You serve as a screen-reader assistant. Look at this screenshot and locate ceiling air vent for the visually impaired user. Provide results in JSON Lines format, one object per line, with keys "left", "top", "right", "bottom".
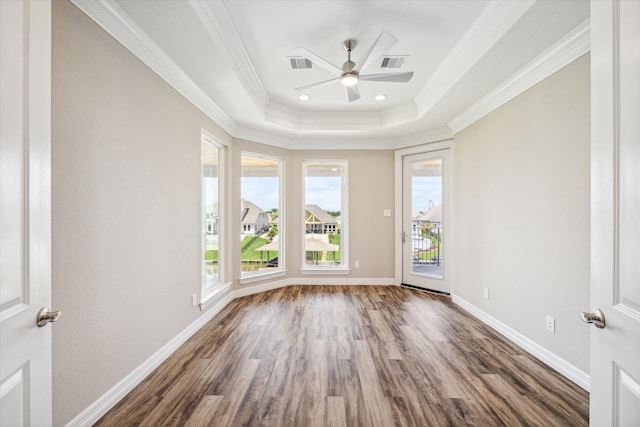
{"left": 289, "top": 57, "right": 313, "bottom": 69}
{"left": 380, "top": 56, "right": 407, "bottom": 69}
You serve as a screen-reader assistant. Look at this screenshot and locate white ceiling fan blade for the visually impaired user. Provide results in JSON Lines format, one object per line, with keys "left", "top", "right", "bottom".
{"left": 294, "top": 47, "right": 343, "bottom": 76}
{"left": 359, "top": 71, "right": 414, "bottom": 83}
{"left": 347, "top": 85, "right": 360, "bottom": 102}
{"left": 294, "top": 77, "right": 339, "bottom": 91}
{"left": 355, "top": 31, "right": 398, "bottom": 73}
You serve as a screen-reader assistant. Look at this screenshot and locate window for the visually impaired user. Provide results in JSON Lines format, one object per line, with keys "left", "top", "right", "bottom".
{"left": 302, "top": 160, "right": 348, "bottom": 272}
{"left": 201, "top": 133, "right": 225, "bottom": 296}
{"left": 240, "top": 153, "right": 283, "bottom": 278}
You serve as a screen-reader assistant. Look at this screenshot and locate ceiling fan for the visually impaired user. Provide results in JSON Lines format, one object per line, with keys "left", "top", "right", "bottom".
{"left": 294, "top": 31, "right": 414, "bottom": 102}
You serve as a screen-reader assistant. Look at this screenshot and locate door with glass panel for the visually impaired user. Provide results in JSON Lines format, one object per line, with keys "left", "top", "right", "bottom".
{"left": 402, "top": 150, "right": 451, "bottom": 293}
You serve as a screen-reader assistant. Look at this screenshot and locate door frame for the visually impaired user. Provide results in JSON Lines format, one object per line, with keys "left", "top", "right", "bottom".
{"left": 394, "top": 140, "right": 454, "bottom": 289}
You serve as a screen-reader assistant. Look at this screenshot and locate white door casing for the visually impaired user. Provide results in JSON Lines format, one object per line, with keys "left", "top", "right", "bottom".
{"left": 401, "top": 149, "right": 451, "bottom": 294}
{"left": 589, "top": 0, "right": 640, "bottom": 425}
{"left": 0, "top": 1, "right": 53, "bottom": 425}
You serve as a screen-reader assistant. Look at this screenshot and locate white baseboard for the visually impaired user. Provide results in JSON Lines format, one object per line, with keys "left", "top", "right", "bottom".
{"left": 68, "top": 277, "right": 398, "bottom": 425}
{"left": 65, "top": 289, "right": 233, "bottom": 427}
{"left": 233, "top": 277, "right": 399, "bottom": 298}
{"left": 452, "top": 294, "right": 590, "bottom": 391}
{"left": 233, "top": 278, "right": 294, "bottom": 298}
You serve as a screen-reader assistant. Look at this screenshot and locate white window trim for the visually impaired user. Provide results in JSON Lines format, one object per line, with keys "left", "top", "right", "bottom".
{"left": 300, "top": 159, "right": 349, "bottom": 274}
{"left": 240, "top": 151, "right": 285, "bottom": 278}
{"left": 201, "top": 131, "right": 227, "bottom": 304}
{"left": 239, "top": 269, "right": 287, "bottom": 285}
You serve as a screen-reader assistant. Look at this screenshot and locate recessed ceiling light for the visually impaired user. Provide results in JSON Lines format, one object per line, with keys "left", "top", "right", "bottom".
{"left": 298, "top": 94, "right": 310, "bottom": 101}
{"left": 375, "top": 94, "right": 387, "bottom": 101}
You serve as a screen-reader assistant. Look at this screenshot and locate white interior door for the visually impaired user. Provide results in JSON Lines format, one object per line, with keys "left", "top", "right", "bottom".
{"left": 0, "top": 1, "right": 53, "bottom": 425}
{"left": 589, "top": 0, "right": 640, "bottom": 425}
{"left": 402, "top": 150, "right": 451, "bottom": 294}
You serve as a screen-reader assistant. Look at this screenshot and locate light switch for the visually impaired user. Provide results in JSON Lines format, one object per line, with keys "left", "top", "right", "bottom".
{"left": 383, "top": 209, "right": 391, "bottom": 217}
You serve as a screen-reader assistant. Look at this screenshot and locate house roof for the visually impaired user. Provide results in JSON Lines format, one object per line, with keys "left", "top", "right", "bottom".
{"left": 241, "top": 199, "right": 266, "bottom": 225}
{"left": 416, "top": 204, "right": 442, "bottom": 222}
{"left": 305, "top": 204, "right": 337, "bottom": 224}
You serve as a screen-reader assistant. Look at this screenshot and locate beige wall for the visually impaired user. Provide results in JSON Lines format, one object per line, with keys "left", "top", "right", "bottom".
{"left": 52, "top": 1, "right": 229, "bottom": 424}
{"left": 52, "top": 2, "right": 397, "bottom": 424}
{"left": 51, "top": 0, "right": 589, "bottom": 423}
{"left": 230, "top": 140, "right": 396, "bottom": 288}
{"left": 452, "top": 54, "right": 590, "bottom": 371}
{"left": 286, "top": 149, "right": 396, "bottom": 279}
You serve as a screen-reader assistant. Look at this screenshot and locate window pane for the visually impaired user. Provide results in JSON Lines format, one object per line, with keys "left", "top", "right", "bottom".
{"left": 411, "top": 158, "right": 443, "bottom": 278}
{"left": 202, "top": 140, "right": 220, "bottom": 286}
{"left": 241, "top": 154, "right": 281, "bottom": 275}
{"left": 304, "top": 162, "right": 346, "bottom": 267}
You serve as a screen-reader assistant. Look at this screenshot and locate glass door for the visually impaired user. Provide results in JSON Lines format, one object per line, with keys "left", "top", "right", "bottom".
{"left": 402, "top": 150, "right": 451, "bottom": 293}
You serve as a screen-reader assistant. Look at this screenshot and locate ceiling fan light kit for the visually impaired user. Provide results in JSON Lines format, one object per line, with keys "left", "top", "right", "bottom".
{"left": 340, "top": 72, "right": 359, "bottom": 86}
{"left": 294, "top": 31, "right": 413, "bottom": 102}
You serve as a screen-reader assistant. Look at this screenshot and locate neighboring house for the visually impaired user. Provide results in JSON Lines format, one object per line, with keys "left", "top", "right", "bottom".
{"left": 205, "top": 203, "right": 219, "bottom": 235}
{"left": 412, "top": 204, "right": 442, "bottom": 234}
{"left": 241, "top": 200, "right": 269, "bottom": 235}
{"left": 305, "top": 204, "right": 338, "bottom": 234}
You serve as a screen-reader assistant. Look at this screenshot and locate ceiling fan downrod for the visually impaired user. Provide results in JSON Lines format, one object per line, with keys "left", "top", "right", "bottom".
{"left": 340, "top": 39, "right": 358, "bottom": 86}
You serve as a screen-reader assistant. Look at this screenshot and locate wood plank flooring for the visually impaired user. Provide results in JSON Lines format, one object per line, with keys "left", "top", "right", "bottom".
{"left": 96, "top": 285, "right": 589, "bottom": 426}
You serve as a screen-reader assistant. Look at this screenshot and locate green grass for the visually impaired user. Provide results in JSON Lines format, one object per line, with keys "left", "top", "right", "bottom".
{"left": 241, "top": 236, "right": 275, "bottom": 261}
{"left": 208, "top": 233, "right": 343, "bottom": 263}
{"left": 328, "top": 233, "right": 341, "bottom": 262}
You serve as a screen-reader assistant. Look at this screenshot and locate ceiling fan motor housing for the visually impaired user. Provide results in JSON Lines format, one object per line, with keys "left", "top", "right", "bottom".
{"left": 342, "top": 39, "right": 357, "bottom": 73}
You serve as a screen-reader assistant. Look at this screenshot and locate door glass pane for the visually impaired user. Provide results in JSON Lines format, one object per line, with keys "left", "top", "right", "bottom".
{"left": 412, "top": 158, "right": 443, "bottom": 278}
{"left": 241, "top": 154, "right": 281, "bottom": 276}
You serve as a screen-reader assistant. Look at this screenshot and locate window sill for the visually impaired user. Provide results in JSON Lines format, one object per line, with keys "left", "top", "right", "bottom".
{"left": 200, "top": 282, "right": 233, "bottom": 310}
{"left": 299, "top": 267, "right": 350, "bottom": 276}
{"left": 239, "top": 269, "right": 287, "bottom": 285}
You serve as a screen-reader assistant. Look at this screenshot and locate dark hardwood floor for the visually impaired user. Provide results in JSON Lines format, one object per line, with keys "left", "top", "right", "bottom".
{"left": 96, "top": 285, "right": 589, "bottom": 426}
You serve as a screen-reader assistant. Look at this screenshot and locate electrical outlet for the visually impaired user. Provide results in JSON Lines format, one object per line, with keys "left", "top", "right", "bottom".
{"left": 483, "top": 287, "right": 490, "bottom": 299}
{"left": 545, "top": 316, "right": 555, "bottom": 333}
{"left": 354, "top": 260, "right": 360, "bottom": 268}
{"left": 192, "top": 294, "right": 198, "bottom": 307}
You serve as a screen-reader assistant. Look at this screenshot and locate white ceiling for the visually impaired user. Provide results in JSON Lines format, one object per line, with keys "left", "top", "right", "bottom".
{"left": 73, "top": 0, "right": 590, "bottom": 149}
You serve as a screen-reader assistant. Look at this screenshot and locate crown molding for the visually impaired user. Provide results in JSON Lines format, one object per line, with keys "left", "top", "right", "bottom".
{"left": 448, "top": 19, "right": 590, "bottom": 134}
{"left": 383, "top": 101, "right": 420, "bottom": 128}
{"left": 188, "top": 0, "right": 269, "bottom": 110}
{"left": 415, "top": 0, "right": 536, "bottom": 118}
{"left": 265, "top": 102, "right": 383, "bottom": 131}
{"left": 264, "top": 100, "right": 421, "bottom": 132}
{"left": 233, "top": 126, "right": 395, "bottom": 151}
{"left": 69, "top": 0, "right": 236, "bottom": 135}
{"left": 394, "top": 127, "right": 454, "bottom": 149}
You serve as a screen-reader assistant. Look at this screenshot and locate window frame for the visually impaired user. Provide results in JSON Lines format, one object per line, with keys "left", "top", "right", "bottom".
{"left": 300, "top": 159, "right": 349, "bottom": 275}
{"left": 200, "top": 131, "right": 230, "bottom": 307}
{"left": 239, "top": 151, "right": 286, "bottom": 284}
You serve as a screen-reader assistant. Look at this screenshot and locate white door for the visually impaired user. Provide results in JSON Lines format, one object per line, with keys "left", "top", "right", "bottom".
{"left": 0, "top": 1, "right": 54, "bottom": 425}
{"left": 402, "top": 150, "right": 451, "bottom": 294}
{"left": 589, "top": 0, "right": 640, "bottom": 425}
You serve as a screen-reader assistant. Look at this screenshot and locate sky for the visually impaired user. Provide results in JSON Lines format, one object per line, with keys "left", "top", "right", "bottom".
{"left": 206, "top": 175, "right": 442, "bottom": 213}
{"left": 412, "top": 177, "right": 442, "bottom": 211}
{"left": 241, "top": 177, "right": 342, "bottom": 212}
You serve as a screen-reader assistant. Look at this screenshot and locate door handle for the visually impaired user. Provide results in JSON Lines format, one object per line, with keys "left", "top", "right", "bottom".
{"left": 580, "top": 308, "right": 605, "bottom": 329}
{"left": 36, "top": 307, "right": 62, "bottom": 327}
